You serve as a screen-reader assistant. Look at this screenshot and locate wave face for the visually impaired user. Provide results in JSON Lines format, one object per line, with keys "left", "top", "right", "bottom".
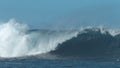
{"left": 50, "top": 28, "right": 120, "bottom": 58}
{"left": 1, "top": 19, "right": 120, "bottom": 58}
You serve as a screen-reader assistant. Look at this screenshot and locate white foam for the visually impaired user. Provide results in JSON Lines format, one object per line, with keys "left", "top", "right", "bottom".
{"left": 0, "top": 19, "right": 79, "bottom": 58}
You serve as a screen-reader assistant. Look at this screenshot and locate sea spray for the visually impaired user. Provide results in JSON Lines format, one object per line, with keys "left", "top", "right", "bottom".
{"left": 0, "top": 19, "right": 78, "bottom": 58}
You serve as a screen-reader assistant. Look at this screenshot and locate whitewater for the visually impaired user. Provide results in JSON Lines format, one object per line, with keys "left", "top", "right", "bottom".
{"left": 0, "top": 19, "right": 79, "bottom": 58}
{"left": 1, "top": 19, "right": 120, "bottom": 58}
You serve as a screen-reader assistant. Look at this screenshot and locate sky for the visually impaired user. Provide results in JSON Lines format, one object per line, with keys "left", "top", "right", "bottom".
{"left": 0, "top": 0, "right": 120, "bottom": 29}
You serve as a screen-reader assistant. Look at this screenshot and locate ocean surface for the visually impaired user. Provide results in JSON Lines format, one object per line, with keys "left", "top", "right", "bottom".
{"left": 1, "top": 19, "right": 120, "bottom": 68}
{"left": 0, "top": 58, "right": 120, "bottom": 68}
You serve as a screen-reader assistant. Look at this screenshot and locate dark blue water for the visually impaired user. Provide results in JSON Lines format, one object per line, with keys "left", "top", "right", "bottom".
{"left": 0, "top": 58, "right": 120, "bottom": 68}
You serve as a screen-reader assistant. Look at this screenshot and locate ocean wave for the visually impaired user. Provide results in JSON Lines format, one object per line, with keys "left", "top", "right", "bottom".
{"left": 1, "top": 19, "right": 120, "bottom": 58}
{"left": 50, "top": 28, "right": 117, "bottom": 57}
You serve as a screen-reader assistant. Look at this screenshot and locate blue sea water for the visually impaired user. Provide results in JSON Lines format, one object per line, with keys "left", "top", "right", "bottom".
{"left": 0, "top": 59, "right": 120, "bottom": 68}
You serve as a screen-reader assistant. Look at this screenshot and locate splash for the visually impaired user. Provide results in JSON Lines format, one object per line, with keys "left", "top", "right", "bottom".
{"left": 0, "top": 19, "right": 78, "bottom": 58}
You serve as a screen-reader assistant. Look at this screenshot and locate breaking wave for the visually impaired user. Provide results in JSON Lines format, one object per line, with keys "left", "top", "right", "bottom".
{"left": 1, "top": 19, "right": 120, "bottom": 58}
{"left": 0, "top": 19, "right": 79, "bottom": 58}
